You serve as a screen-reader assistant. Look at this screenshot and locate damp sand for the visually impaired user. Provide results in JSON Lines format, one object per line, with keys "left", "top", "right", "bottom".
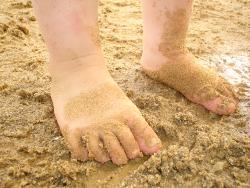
{"left": 0, "top": 0, "right": 249, "bottom": 187}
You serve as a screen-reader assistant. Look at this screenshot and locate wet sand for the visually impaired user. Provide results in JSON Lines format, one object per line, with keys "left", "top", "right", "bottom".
{"left": 0, "top": 0, "right": 250, "bottom": 187}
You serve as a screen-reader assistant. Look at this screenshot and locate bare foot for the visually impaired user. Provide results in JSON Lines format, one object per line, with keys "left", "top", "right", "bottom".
{"left": 141, "top": 0, "right": 238, "bottom": 115}
{"left": 50, "top": 55, "right": 161, "bottom": 165}
{"left": 142, "top": 51, "right": 238, "bottom": 115}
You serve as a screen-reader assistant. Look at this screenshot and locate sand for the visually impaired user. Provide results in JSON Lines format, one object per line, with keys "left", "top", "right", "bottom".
{"left": 64, "top": 82, "right": 127, "bottom": 120}
{"left": 0, "top": 0, "right": 249, "bottom": 187}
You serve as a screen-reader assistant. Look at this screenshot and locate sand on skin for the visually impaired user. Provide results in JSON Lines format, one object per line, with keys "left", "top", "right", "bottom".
{"left": 0, "top": 0, "right": 250, "bottom": 187}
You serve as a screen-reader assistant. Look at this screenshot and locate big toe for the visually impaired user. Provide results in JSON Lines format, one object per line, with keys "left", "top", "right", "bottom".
{"left": 127, "top": 115, "right": 162, "bottom": 155}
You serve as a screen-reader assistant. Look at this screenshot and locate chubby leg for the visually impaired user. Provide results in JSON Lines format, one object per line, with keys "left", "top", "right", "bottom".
{"left": 141, "top": 0, "right": 237, "bottom": 115}
{"left": 32, "top": 0, "right": 161, "bottom": 165}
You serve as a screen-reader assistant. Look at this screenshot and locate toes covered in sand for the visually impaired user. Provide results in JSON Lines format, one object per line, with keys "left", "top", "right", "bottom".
{"left": 85, "top": 132, "right": 110, "bottom": 163}
{"left": 52, "top": 76, "right": 161, "bottom": 165}
{"left": 142, "top": 52, "right": 238, "bottom": 115}
{"left": 199, "top": 96, "right": 237, "bottom": 115}
{"left": 188, "top": 77, "right": 238, "bottom": 115}
{"left": 110, "top": 121, "right": 142, "bottom": 160}
{"left": 100, "top": 130, "right": 128, "bottom": 165}
{"left": 61, "top": 118, "right": 161, "bottom": 165}
{"left": 60, "top": 126, "right": 88, "bottom": 162}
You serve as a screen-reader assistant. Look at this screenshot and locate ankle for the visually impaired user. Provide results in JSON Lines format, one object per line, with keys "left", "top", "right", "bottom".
{"left": 141, "top": 47, "right": 193, "bottom": 71}
{"left": 49, "top": 52, "right": 107, "bottom": 81}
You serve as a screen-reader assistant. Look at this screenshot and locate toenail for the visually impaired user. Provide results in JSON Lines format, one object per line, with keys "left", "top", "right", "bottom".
{"left": 102, "top": 155, "right": 110, "bottom": 163}
{"left": 146, "top": 137, "right": 161, "bottom": 148}
{"left": 131, "top": 150, "right": 142, "bottom": 158}
{"left": 116, "top": 157, "right": 128, "bottom": 165}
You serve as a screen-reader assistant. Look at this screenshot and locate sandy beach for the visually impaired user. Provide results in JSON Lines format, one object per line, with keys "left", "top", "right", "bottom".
{"left": 0, "top": 0, "right": 249, "bottom": 187}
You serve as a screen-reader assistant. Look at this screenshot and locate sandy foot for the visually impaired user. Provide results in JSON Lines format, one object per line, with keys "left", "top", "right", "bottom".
{"left": 0, "top": 0, "right": 249, "bottom": 187}
{"left": 50, "top": 56, "right": 161, "bottom": 165}
{"left": 142, "top": 51, "right": 238, "bottom": 115}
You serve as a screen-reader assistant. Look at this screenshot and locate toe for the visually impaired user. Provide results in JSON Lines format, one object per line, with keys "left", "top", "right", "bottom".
{"left": 216, "top": 96, "right": 236, "bottom": 115}
{"left": 100, "top": 130, "right": 128, "bottom": 165}
{"left": 127, "top": 115, "right": 162, "bottom": 155}
{"left": 217, "top": 79, "right": 237, "bottom": 100}
{"left": 202, "top": 95, "right": 236, "bottom": 115}
{"left": 62, "top": 127, "right": 88, "bottom": 161}
{"left": 112, "top": 122, "right": 141, "bottom": 159}
{"left": 223, "top": 82, "right": 238, "bottom": 101}
{"left": 85, "top": 132, "right": 110, "bottom": 163}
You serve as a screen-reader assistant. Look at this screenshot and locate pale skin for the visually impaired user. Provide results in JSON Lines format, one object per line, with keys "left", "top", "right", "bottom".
{"left": 31, "top": 0, "right": 237, "bottom": 165}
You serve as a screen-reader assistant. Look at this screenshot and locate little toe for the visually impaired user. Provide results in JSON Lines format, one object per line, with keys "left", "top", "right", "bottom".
{"left": 100, "top": 130, "right": 128, "bottom": 165}
{"left": 112, "top": 122, "right": 141, "bottom": 159}
{"left": 127, "top": 115, "right": 162, "bottom": 155}
{"left": 86, "top": 132, "right": 110, "bottom": 163}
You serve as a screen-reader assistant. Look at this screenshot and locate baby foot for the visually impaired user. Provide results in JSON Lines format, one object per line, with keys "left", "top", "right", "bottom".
{"left": 142, "top": 51, "right": 238, "bottom": 115}
{"left": 51, "top": 55, "right": 161, "bottom": 165}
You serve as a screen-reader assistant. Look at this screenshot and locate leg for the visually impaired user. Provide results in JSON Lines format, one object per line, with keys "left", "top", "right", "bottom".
{"left": 32, "top": 0, "right": 161, "bottom": 165}
{"left": 141, "top": 0, "right": 237, "bottom": 115}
